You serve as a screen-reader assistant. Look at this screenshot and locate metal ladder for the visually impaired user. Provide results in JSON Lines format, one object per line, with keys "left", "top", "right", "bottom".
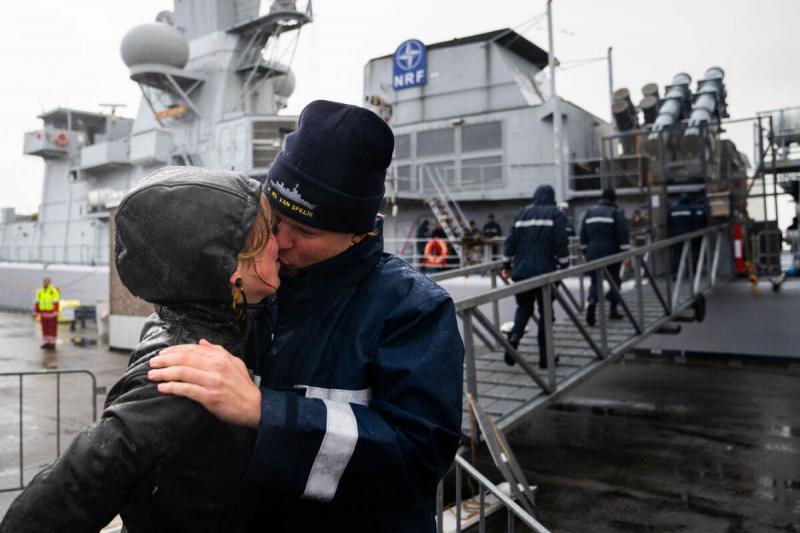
{"left": 420, "top": 164, "right": 469, "bottom": 244}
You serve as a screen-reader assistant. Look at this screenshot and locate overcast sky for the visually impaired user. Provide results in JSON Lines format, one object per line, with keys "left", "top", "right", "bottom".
{"left": 1, "top": 0, "right": 798, "bottom": 215}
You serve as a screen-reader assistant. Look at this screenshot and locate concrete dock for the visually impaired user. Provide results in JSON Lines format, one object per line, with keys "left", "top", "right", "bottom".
{"left": 0, "top": 278, "right": 798, "bottom": 531}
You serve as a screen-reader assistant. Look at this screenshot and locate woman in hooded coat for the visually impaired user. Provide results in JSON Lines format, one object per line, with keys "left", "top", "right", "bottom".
{"left": 0, "top": 167, "right": 280, "bottom": 533}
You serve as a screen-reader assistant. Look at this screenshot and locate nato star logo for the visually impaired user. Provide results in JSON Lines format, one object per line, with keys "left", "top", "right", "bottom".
{"left": 395, "top": 40, "right": 423, "bottom": 71}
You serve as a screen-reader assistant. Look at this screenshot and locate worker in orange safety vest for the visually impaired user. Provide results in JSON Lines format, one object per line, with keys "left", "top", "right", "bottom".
{"left": 34, "top": 277, "right": 60, "bottom": 360}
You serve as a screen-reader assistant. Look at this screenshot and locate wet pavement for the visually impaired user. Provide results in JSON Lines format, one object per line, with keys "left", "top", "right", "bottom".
{"left": 470, "top": 355, "right": 800, "bottom": 532}
{"left": 0, "top": 310, "right": 129, "bottom": 523}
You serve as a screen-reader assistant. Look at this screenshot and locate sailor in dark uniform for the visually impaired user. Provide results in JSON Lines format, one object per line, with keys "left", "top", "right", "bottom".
{"left": 579, "top": 188, "right": 630, "bottom": 326}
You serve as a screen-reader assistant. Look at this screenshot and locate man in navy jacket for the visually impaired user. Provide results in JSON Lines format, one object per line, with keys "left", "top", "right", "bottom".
{"left": 668, "top": 193, "right": 695, "bottom": 274}
{"left": 501, "top": 185, "right": 569, "bottom": 367}
{"left": 149, "top": 101, "right": 465, "bottom": 532}
{"left": 579, "top": 188, "right": 630, "bottom": 326}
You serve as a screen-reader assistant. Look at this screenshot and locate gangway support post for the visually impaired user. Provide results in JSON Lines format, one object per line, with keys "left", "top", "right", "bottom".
{"left": 596, "top": 269, "right": 608, "bottom": 356}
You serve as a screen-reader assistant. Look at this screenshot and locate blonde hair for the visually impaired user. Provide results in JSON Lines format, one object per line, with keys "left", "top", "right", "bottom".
{"left": 238, "top": 195, "right": 274, "bottom": 267}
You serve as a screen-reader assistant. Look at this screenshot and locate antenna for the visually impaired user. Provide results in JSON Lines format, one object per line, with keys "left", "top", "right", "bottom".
{"left": 99, "top": 103, "right": 127, "bottom": 118}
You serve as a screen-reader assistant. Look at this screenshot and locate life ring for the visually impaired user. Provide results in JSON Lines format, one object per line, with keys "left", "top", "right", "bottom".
{"left": 423, "top": 238, "right": 448, "bottom": 267}
{"left": 54, "top": 131, "right": 70, "bottom": 147}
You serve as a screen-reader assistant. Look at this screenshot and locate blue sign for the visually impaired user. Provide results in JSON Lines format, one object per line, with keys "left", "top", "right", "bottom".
{"left": 393, "top": 39, "right": 427, "bottom": 90}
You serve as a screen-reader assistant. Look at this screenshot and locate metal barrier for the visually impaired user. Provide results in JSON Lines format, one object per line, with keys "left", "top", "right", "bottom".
{"left": 0, "top": 369, "right": 98, "bottom": 493}
{"left": 436, "top": 454, "right": 551, "bottom": 533}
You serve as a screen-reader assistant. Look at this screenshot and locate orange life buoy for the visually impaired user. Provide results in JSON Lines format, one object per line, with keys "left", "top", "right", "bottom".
{"left": 54, "top": 131, "right": 70, "bottom": 147}
{"left": 423, "top": 238, "right": 448, "bottom": 267}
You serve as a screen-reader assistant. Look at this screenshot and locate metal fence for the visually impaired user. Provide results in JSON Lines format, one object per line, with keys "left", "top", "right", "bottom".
{"left": 0, "top": 369, "right": 99, "bottom": 493}
{"left": 436, "top": 454, "right": 551, "bottom": 533}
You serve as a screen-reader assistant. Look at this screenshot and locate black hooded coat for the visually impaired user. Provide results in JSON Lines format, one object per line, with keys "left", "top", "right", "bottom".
{"left": 0, "top": 167, "right": 264, "bottom": 533}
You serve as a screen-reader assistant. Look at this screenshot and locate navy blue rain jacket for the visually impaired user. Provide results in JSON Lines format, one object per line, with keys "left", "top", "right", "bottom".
{"left": 579, "top": 198, "right": 631, "bottom": 261}
{"left": 245, "top": 222, "right": 464, "bottom": 533}
{"left": 668, "top": 194, "right": 695, "bottom": 236}
{"left": 503, "top": 185, "right": 569, "bottom": 280}
{"left": 692, "top": 197, "right": 709, "bottom": 230}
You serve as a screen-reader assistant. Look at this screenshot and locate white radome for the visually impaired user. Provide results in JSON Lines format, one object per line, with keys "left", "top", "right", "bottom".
{"left": 120, "top": 22, "right": 190, "bottom": 69}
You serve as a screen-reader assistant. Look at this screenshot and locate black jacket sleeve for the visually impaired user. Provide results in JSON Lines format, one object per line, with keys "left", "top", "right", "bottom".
{"left": 614, "top": 208, "right": 631, "bottom": 250}
{"left": 553, "top": 211, "right": 570, "bottom": 268}
{"left": 0, "top": 347, "right": 217, "bottom": 533}
{"left": 503, "top": 217, "right": 519, "bottom": 269}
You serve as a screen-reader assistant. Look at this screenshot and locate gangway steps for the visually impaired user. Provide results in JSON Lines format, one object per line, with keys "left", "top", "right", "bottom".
{"left": 461, "top": 276, "right": 700, "bottom": 434}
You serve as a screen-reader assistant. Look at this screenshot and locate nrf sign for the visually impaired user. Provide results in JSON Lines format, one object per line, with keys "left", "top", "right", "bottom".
{"left": 393, "top": 39, "right": 427, "bottom": 90}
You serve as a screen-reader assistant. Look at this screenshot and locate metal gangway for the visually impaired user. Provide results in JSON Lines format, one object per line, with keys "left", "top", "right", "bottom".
{"left": 434, "top": 225, "right": 727, "bottom": 439}
{"left": 433, "top": 225, "right": 729, "bottom": 532}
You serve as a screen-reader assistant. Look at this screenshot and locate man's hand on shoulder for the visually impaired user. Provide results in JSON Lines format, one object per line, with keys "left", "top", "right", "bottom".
{"left": 148, "top": 340, "right": 261, "bottom": 429}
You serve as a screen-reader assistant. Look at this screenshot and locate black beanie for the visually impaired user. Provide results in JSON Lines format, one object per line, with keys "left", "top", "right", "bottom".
{"left": 602, "top": 188, "right": 617, "bottom": 203}
{"left": 266, "top": 100, "right": 394, "bottom": 233}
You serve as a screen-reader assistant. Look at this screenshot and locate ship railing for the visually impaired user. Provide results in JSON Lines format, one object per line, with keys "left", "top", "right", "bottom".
{"left": 384, "top": 237, "right": 503, "bottom": 269}
{"left": 0, "top": 369, "right": 100, "bottom": 493}
{"left": 436, "top": 454, "right": 551, "bottom": 533}
{"left": 390, "top": 161, "right": 509, "bottom": 196}
{"left": 0, "top": 245, "right": 108, "bottom": 266}
{"left": 450, "top": 224, "right": 729, "bottom": 439}
{"left": 384, "top": 235, "right": 589, "bottom": 273}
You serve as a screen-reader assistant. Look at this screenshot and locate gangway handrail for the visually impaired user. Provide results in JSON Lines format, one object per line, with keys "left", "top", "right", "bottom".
{"left": 429, "top": 259, "right": 505, "bottom": 282}
{"left": 453, "top": 224, "right": 730, "bottom": 440}
{"left": 452, "top": 224, "right": 727, "bottom": 310}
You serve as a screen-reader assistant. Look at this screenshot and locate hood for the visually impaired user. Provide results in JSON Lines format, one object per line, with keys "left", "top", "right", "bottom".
{"left": 115, "top": 166, "right": 262, "bottom": 305}
{"left": 533, "top": 185, "right": 556, "bottom": 206}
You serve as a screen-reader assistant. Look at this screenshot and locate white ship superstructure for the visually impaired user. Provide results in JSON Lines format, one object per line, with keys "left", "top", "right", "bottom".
{"left": 0, "top": 0, "right": 311, "bottom": 311}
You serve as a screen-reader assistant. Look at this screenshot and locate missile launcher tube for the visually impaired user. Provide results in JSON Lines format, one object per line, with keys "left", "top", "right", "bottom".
{"left": 683, "top": 67, "right": 727, "bottom": 151}
{"left": 644, "top": 72, "right": 692, "bottom": 155}
{"left": 640, "top": 95, "right": 659, "bottom": 125}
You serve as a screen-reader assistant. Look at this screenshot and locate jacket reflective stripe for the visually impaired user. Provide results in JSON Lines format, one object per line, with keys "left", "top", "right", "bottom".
{"left": 299, "top": 385, "right": 372, "bottom": 406}
{"left": 620, "top": 244, "right": 632, "bottom": 250}
{"left": 302, "top": 399, "right": 359, "bottom": 502}
{"left": 515, "top": 218, "right": 554, "bottom": 228}
{"left": 558, "top": 257, "right": 570, "bottom": 264}
{"left": 585, "top": 217, "right": 615, "bottom": 224}
{"left": 671, "top": 211, "right": 692, "bottom": 217}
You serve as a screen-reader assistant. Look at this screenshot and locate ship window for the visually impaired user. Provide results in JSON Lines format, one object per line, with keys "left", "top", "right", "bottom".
{"left": 417, "top": 128, "right": 454, "bottom": 157}
{"left": 394, "top": 134, "right": 410, "bottom": 160}
{"left": 462, "top": 122, "right": 502, "bottom": 152}
{"left": 462, "top": 156, "right": 503, "bottom": 188}
{"left": 418, "top": 160, "right": 455, "bottom": 190}
{"left": 393, "top": 165, "right": 412, "bottom": 192}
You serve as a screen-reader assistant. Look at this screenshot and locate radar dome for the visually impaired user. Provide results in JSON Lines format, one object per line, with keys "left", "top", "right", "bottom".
{"left": 271, "top": 70, "right": 296, "bottom": 98}
{"left": 263, "top": 61, "right": 296, "bottom": 99}
{"left": 121, "top": 22, "right": 190, "bottom": 69}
